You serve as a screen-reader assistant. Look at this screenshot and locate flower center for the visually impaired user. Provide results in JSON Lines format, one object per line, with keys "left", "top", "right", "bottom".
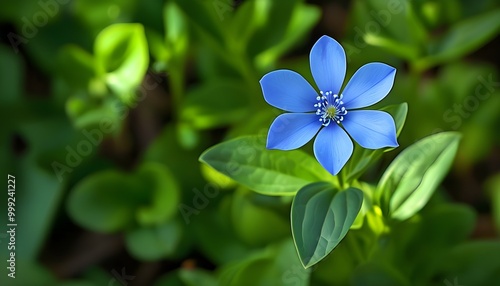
{"left": 326, "top": 106, "right": 337, "bottom": 118}
{"left": 314, "top": 91, "right": 347, "bottom": 127}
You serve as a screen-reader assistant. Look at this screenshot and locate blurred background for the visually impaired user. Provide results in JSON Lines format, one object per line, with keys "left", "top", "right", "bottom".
{"left": 0, "top": 0, "right": 499, "bottom": 285}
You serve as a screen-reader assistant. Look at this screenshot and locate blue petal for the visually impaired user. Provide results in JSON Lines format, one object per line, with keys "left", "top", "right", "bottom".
{"left": 309, "top": 35, "right": 346, "bottom": 94}
{"left": 342, "top": 110, "right": 398, "bottom": 149}
{"left": 267, "top": 113, "right": 322, "bottom": 150}
{"left": 342, "top": 63, "right": 396, "bottom": 109}
{"left": 313, "top": 124, "right": 353, "bottom": 175}
{"left": 260, "top": 70, "right": 318, "bottom": 112}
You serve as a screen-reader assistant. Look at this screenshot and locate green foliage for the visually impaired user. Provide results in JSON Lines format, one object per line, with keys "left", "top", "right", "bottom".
{"left": 343, "top": 102, "right": 408, "bottom": 183}
{"left": 417, "top": 8, "right": 500, "bottom": 70}
{"left": 67, "top": 162, "right": 179, "bottom": 233}
{"left": 181, "top": 80, "right": 251, "bottom": 129}
{"left": 231, "top": 189, "right": 289, "bottom": 246}
{"left": 351, "top": 262, "right": 411, "bottom": 286}
{"left": 436, "top": 241, "right": 500, "bottom": 285}
{"left": 377, "top": 132, "right": 461, "bottom": 220}
{"left": 291, "top": 183, "right": 363, "bottom": 268}
{"left": 67, "top": 169, "right": 144, "bottom": 232}
{"left": 94, "top": 23, "right": 149, "bottom": 104}
{"left": 125, "top": 219, "right": 183, "bottom": 261}
{"left": 218, "top": 239, "right": 310, "bottom": 286}
{"left": 200, "top": 136, "right": 336, "bottom": 195}
{"left": 2, "top": 0, "right": 498, "bottom": 284}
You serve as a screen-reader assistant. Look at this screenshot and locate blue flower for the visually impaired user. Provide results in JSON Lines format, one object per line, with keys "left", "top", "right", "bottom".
{"left": 260, "top": 35, "right": 398, "bottom": 175}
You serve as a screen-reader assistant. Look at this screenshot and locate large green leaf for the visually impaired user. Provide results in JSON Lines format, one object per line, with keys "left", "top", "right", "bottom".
{"left": 199, "top": 136, "right": 335, "bottom": 195}
{"left": 291, "top": 183, "right": 363, "bottom": 268}
{"left": 377, "top": 132, "right": 461, "bottom": 220}
{"left": 94, "top": 23, "right": 149, "bottom": 104}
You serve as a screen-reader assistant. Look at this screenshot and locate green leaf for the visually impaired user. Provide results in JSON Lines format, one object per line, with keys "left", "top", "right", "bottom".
{"left": 417, "top": 9, "right": 500, "bottom": 70}
{"left": 125, "top": 220, "right": 183, "bottom": 261}
{"left": 67, "top": 170, "right": 146, "bottom": 232}
{"left": 199, "top": 136, "right": 335, "bottom": 195}
{"left": 377, "top": 132, "right": 461, "bottom": 220}
{"left": 343, "top": 103, "right": 408, "bottom": 183}
{"left": 135, "top": 162, "right": 181, "bottom": 226}
{"left": 181, "top": 80, "right": 251, "bottom": 129}
{"left": 291, "top": 183, "right": 363, "bottom": 268}
{"left": 94, "top": 23, "right": 149, "bottom": 104}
